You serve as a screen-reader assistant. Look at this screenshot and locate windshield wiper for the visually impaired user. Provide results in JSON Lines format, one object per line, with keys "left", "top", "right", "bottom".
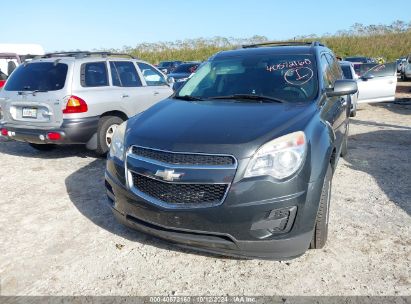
{"left": 209, "top": 94, "right": 286, "bottom": 103}
{"left": 18, "top": 89, "right": 48, "bottom": 96}
{"left": 31, "top": 90, "right": 48, "bottom": 95}
{"left": 174, "top": 95, "right": 204, "bottom": 101}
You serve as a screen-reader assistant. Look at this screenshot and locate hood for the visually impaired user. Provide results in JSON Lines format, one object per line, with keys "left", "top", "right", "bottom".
{"left": 125, "top": 98, "right": 316, "bottom": 159}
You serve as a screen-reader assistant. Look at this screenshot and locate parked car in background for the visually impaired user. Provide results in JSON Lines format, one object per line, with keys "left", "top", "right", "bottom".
{"left": 105, "top": 41, "right": 358, "bottom": 259}
{"left": 344, "top": 56, "right": 375, "bottom": 76}
{"left": 344, "top": 56, "right": 374, "bottom": 64}
{"left": 396, "top": 58, "right": 406, "bottom": 73}
{"left": 339, "top": 61, "right": 358, "bottom": 117}
{"left": 0, "top": 53, "right": 20, "bottom": 89}
{"left": 167, "top": 62, "right": 200, "bottom": 82}
{"left": 0, "top": 44, "right": 45, "bottom": 89}
{"left": 0, "top": 52, "right": 173, "bottom": 154}
{"left": 0, "top": 69, "right": 8, "bottom": 88}
{"left": 356, "top": 62, "right": 397, "bottom": 103}
{"left": 156, "top": 61, "right": 182, "bottom": 74}
{"left": 400, "top": 55, "right": 411, "bottom": 81}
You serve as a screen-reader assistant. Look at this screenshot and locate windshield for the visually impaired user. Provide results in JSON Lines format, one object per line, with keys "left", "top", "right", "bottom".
{"left": 4, "top": 62, "right": 68, "bottom": 91}
{"left": 172, "top": 63, "right": 199, "bottom": 74}
{"left": 177, "top": 54, "right": 318, "bottom": 102}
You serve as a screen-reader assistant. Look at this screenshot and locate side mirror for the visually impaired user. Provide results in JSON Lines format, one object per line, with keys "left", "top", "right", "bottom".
{"left": 360, "top": 74, "right": 374, "bottom": 81}
{"left": 326, "top": 79, "right": 358, "bottom": 97}
{"left": 167, "top": 76, "right": 175, "bottom": 84}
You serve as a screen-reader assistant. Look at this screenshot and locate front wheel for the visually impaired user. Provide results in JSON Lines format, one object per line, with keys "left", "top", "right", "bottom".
{"left": 310, "top": 165, "right": 333, "bottom": 249}
{"left": 340, "top": 123, "right": 349, "bottom": 158}
{"left": 95, "top": 116, "right": 124, "bottom": 156}
{"left": 350, "top": 103, "right": 357, "bottom": 117}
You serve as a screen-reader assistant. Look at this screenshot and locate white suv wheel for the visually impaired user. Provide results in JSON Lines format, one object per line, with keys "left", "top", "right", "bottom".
{"left": 105, "top": 124, "right": 118, "bottom": 147}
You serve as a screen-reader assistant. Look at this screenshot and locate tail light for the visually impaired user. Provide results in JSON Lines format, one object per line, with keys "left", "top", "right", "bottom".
{"left": 47, "top": 132, "right": 62, "bottom": 141}
{"left": 63, "top": 96, "right": 88, "bottom": 114}
{"left": 1, "top": 128, "right": 8, "bottom": 136}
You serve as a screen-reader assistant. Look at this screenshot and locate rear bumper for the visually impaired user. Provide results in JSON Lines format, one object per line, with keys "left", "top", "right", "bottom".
{"left": 0, "top": 116, "right": 99, "bottom": 144}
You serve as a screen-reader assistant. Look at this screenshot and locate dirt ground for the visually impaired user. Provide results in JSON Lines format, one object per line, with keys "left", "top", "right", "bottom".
{"left": 0, "top": 82, "right": 410, "bottom": 296}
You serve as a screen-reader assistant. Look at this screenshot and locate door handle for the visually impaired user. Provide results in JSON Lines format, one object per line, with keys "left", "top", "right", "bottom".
{"left": 153, "top": 91, "right": 160, "bottom": 95}
{"left": 121, "top": 94, "right": 129, "bottom": 98}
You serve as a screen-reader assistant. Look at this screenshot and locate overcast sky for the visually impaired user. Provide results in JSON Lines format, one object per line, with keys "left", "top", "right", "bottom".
{"left": 2, "top": 0, "right": 410, "bottom": 51}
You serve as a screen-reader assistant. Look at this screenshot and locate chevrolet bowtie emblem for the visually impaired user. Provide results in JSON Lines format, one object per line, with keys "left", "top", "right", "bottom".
{"left": 154, "top": 169, "right": 183, "bottom": 182}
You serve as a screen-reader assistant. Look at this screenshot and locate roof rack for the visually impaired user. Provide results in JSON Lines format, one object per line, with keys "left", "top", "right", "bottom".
{"left": 242, "top": 41, "right": 325, "bottom": 48}
{"left": 40, "top": 51, "right": 136, "bottom": 59}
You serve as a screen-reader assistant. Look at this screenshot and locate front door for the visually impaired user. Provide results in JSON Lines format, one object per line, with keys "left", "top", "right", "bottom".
{"left": 356, "top": 63, "right": 397, "bottom": 103}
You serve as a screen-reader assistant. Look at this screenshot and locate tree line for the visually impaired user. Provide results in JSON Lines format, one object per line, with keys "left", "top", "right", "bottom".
{"left": 100, "top": 20, "right": 411, "bottom": 63}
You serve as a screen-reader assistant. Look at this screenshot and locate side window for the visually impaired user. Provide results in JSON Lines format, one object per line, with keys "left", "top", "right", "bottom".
{"left": 361, "top": 63, "right": 396, "bottom": 78}
{"left": 137, "top": 62, "right": 167, "bottom": 86}
{"left": 326, "top": 53, "right": 343, "bottom": 81}
{"left": 81, "top": 62, "right": 108, "bottom": 87}
{"left": 109, "top": 61, "right": 142, "bottom": 87}
{"left": 320, "top": 54, "right": 333, "bottom": 89}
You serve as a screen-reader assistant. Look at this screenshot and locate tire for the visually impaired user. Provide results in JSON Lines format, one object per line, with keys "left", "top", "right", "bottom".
{"left": 95, "top": 116, "right": 124, "bottom": 156}
{"left": 310, "top": 164, "right": 333, "bottom": 249}
{"left": 349, "top": 109, "right": 356, "bottom": 117}
{"left": 29, "top": 143, "right": 56, "bottom": 151}
{"left": 340, "top": 123, "right": 349, "bottom": 158}
{"left": 350, "top": 103, "right": 357, "bottom": 117}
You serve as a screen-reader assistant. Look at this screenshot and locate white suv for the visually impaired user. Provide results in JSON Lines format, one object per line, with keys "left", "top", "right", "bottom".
{"left": 0, "top": 52, "right": 173, "bottom": 154}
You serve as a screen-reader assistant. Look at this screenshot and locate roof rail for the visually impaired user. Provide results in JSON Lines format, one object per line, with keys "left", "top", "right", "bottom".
{"left": 40, "top": 51, "right": 136, "bottom": 59}
{"left": 242, "top": 41, "right": 325, "bottom": 48}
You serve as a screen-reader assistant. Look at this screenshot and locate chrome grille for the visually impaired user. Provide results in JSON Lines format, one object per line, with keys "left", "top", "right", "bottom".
{"left": 131, "top": 146, "right": 235, "bottom": 166}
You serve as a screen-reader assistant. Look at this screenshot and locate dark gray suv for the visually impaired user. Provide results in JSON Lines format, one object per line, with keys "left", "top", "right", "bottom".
{"left": 105, "top": 41, "right": 358, "bottom": 259}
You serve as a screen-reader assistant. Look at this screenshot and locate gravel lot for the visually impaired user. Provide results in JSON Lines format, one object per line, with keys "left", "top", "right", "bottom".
{"left": 0, "top": 82, "right": 410, "bottom": 296}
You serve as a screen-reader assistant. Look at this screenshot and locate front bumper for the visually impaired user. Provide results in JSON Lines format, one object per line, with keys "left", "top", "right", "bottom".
{"left": 0, "top": 116, "right": 99, "bottom": 145}
{"left": 105, "top": 156, "right": 323, "bottom": 260}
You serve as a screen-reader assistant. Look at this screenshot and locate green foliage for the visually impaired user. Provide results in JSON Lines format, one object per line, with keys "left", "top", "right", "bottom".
{"left": 101, "top": 20, "right": 411, "bottom": 63}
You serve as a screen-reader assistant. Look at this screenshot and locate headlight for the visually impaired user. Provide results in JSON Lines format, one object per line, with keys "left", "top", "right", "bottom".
{"left": 244, "top": 131, "right": 306, "bottom": 180}
{"left": 109, "top": 121, "right": 127, "bottom": 161}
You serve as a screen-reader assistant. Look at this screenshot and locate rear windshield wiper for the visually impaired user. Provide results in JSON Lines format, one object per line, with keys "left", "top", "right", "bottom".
{"left": 18, "top": 89, "right": 48, "bottom": 96}
{"left": 31, "top": 90, "right": 48, "bottom": 95}
{"left": 209, "top": 94, "right": 286, "bottom": 103}
{"left": 174, "top": 95, "right": 204, "bottom": 101}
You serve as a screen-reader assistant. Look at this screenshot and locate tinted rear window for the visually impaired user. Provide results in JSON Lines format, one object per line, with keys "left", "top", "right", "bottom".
{"left": 4, "top": 62, "right": 68, "bottom": 91}
{"left": 81, "top": 62, "right": 108, "bottom": 87}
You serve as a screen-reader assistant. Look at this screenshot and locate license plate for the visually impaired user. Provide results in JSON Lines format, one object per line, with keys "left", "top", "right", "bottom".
{"left": 22, "top": 108, "right": 37, "bottom": 118}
